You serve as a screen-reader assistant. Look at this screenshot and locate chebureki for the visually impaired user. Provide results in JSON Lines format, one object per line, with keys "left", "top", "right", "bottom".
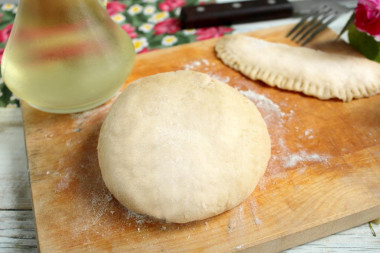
{"left": 215, "top": 35, "right": 380, "bottom": 102}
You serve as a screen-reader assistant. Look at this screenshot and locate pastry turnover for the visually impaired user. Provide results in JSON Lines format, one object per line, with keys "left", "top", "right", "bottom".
{"left": 215, "top": 35, "right": 380, "bottom": 102}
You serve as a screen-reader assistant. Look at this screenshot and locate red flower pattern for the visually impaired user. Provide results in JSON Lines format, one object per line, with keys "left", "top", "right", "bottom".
{"left": 153, "top": 18, "right": 181, "bottom": 35}
{"left": 121, "top": 24, "right": 138, "bottom": 39}
{"left": 139, "top": 48, "right": 159, "bottom": 54}
{"left": 195, "top": 26, "right": 233, "bottom": 41}
{"left": 0, "top": 24, "right": 13, "bottom": 43}
{"left": 158, "top": 0, "right": 186, "bottom": 11}
{"left": 106, "top": 1, "right": 127, "bottom": 16}
{"left": 0, "top": 48, "right": 4, "bottom": 64}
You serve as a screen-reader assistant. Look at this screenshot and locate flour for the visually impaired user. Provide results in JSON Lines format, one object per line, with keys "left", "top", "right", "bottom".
{"left": 183, "top": 60, "right": 202, "bottom": 71}
{"left": 201, "top": 59, "right": 210, "bottom": 66}
{"left": 182, "top": 59, "right": 231, "bottom": 84}
{"left": 247, "top": 198, "right": 262, "bottom": 226}
{"left": 236, "top": 87, "right": 331, "bottom": 184}
{"left": 228, "top": 205, "right": 244, "bottom": 233}
{"left": 305, "top": 129, "right": 312, "bottom": 136}
{"left": 70, "top": 91, "right": 117, "bottom": 133}
{"left": 304, "top": 129, "right": 314, "bottom": 139}
{"left": 125, "top": 209, "right": 155, "bottom": 231}
{"left": 55, "top": 172, "right": 71, "bottom": 192}
{"left": 182, "top": 59, "right": 214, "bottom": 71}
{"left": 44, "top": 133, "right": 54, "bottom": 139}
{"left": 284, "top": 151, "right": 330, "bottom": 168}
{"left": 210, "top": 74, "right": 230, "bottom": 83}
{"left": 54, "top": 167, "right": 73, "bottom": 192}
{"left": 238, "top": 89, "right": 285, "bottom": 125}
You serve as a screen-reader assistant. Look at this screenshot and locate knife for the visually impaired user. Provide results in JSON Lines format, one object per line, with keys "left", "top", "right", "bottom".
{"left": 179, "top": 0, "right": 354, "bottom": 29}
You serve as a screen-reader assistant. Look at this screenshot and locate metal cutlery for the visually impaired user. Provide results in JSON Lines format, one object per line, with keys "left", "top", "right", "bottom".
{"left": 286, "top": 1, "right": 353, "bottom": 45}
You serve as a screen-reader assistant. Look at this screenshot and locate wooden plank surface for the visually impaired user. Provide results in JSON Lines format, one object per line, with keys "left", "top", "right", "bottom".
{"left": 0, "top": 108, "right": 38, "bottom": 252}
{"left": 20, "top": 25, "right": 380, "bottom": 252}
{"left": 0, "top": 109, "right": 31, "bottom": 210}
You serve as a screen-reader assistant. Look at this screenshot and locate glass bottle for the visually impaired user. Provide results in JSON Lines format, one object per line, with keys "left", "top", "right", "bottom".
{"left": 1, "top": 0, "right": 135, "bottom": 113}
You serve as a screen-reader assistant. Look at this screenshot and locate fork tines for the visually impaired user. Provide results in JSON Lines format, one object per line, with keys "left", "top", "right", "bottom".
{"left": 287, "top": 3, "right": 340, "bottom": 46}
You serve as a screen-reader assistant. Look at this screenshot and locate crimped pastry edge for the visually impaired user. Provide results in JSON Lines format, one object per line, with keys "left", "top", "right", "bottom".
{"left": 215, "top": 35, "right": 380, "bottom": 102}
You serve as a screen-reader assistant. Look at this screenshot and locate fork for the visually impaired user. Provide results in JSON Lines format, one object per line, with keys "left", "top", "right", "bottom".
{"left": 287, "top": 1, "right": 351, "bottom": 46}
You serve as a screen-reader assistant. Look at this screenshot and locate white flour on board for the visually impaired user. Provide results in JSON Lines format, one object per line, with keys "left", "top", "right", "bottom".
{"left": 228, "top": 205, "right": 244, "bottom": 233}
{"left": 125, "top": 209, "right": 154, "bottom": 229}
{"left": 68, "top": 89, "right": 120, "bottom": 135}
{"left": 238, "top": 89, "right": 286, "bottom": 126}
{"left": 247, "top": 198, "right": 262, "bottom": 226}
{"left": 303, "top": 128, "right": 314, "bottom": 139}
{"left": 183, "top": 59, "right": 211, "bottom": 71}
{"left": 236, "top": 87, "right": 331, "bottom": 184}
{"left": 182, "top": 59, "right": 231, "bottom": 83}
{"left": 284, "top": 151, "right": 330, "bottom": 168}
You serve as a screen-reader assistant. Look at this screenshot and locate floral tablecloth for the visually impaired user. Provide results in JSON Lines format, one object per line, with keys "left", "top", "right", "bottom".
{"left": 0, "top": 0, "right": 234, "bottom": 108}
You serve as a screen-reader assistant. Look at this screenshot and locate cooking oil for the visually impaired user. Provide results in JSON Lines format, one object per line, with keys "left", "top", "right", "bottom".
{"left": 1, "top": 0, "right": 135, "bottom": 113}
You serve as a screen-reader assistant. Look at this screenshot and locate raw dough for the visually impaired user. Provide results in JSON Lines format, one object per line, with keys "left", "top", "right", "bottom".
{"left": 215, "top": 35, "right": 380, "bottom": 102}
{"left": 97, "top": 70, "right": 271, "bottom": 223}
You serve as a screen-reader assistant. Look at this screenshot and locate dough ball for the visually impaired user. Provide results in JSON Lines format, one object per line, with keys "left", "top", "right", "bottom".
{"left": 97, "top": 70, "right": 271, "bottom": 223}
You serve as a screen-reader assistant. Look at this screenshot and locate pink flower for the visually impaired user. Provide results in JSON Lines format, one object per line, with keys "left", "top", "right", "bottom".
{"left": 106, "top": 1, "right": 127, "bottom": 16}
{"left": 153, "top": 18, "right": 181, "bottom": 35}
{"left": 158, "top": 0, "right": 186, "bottom": 12}
{"left": 355, "top": 0, "right": 380, "bottom": 41}
{"left": 195, "top": 27, "right": 233, "bottom": 41}
{"left": 0, "top": 48, "right": 4, "bottom": 64}
{"left": 0, "top": 24, "right": 13, "bottom": 43}
{"left": 121, "top": 24, "right": 138, "bottom": 39}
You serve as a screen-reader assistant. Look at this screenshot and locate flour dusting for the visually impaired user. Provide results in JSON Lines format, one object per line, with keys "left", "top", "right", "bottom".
{"left": 304, "top": 129, "right": 314, "bottom": 139}
{"left": 239, "top": 89, "right": 283, "bottom": 115}
{"left": 284, "top": 151, "right": 330, "bottom": 168}
{"left": 70, "top": 92, "right": 116, "bottom": 133}
{"left": 204, "top": 221, "right": 209, "bottom": 231}
{"left": 228, "top": 205, "right": 244, "bottom": 233}
{"left": 182, "top": 59, "right": 231, "bottom": 84}
{"left": 238, "top": 89, "right": 286, "bottom": 126}
{"left": 183, "top": 60, "right": 202, "bottom": 70}
{"left": 235, "top": 87, "right": 331, "bottom": 186}
{"left": 210, "top": 74, "right": 230, "bottom": 83}
{"left": 201, "top": 59, "right": 210, "bottom": 66}
{"left": 126, "top": 209, "right": 153, "bottom": 227}
{"left": 247, "top": 198, "right": 262, "bottom": 226}
{"left": 55, "top": 167, "right": 73, "bottom": 192}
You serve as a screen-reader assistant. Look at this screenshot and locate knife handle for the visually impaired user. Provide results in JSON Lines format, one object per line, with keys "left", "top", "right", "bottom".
{"left": 180, "top": 0, "right": 293, "bottom": 29}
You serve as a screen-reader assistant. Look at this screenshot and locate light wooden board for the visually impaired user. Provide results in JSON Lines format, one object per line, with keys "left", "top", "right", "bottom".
{"left": 21, "top": 25, "right": 380, "bottom": 252}
{"left": 2, "top": 110, "right": 379, "bottom": 253}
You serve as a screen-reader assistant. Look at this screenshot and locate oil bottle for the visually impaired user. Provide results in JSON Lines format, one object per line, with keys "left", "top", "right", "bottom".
{"left": 1, "top": 0, "right": 135, "bottom": 113}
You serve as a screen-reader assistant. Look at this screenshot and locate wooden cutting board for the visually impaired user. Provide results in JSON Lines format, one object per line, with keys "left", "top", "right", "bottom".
{"left": 22, "top": 24, "right": 380, "bottom": 252}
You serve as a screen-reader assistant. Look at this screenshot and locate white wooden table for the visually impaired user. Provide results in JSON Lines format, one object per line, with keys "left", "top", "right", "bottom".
{"left": 1, "top": 3, "right": 380, "bottom": 252}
